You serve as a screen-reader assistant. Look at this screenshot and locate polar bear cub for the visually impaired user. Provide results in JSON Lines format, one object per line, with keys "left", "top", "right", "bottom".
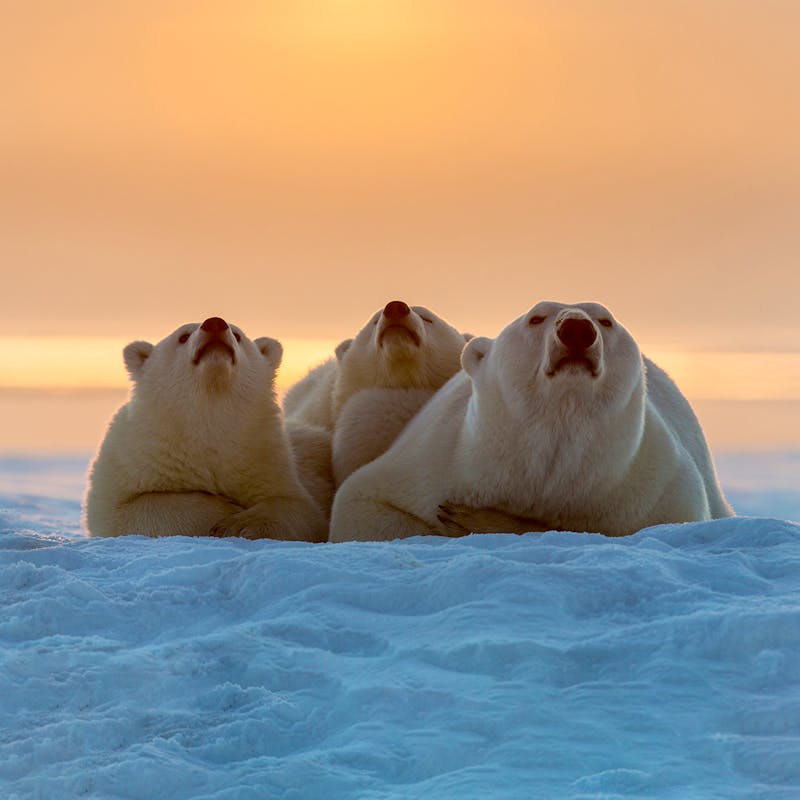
{"left": 329, "top": 301, "right": 733, "bottom": 541}
{"left": 329, "top": 300, "right": 470, "bottom": 484}
{"left": 284, "top": 300, "right": 469, "bottom": 509}
{"left": 85, "top": 316, "right": 327, "bottom": 541}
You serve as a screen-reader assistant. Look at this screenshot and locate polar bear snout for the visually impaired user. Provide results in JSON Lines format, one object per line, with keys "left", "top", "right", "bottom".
{"left": 193, "top": 317, "right": 237, "bottom": 366}
{"left": 557, "top": 317, "right": 597, "bottom": 351}
{"left": 200, "top": 316, "right": 229, "bottom": 334}
{"left": 545, "top": 313, "right": 602, "bottom": 378}
{"left": 383, "top": 300, "right": 411, "bottom": 321}
{"left": 378, "top": 301, "right": 421, "bottom": 348}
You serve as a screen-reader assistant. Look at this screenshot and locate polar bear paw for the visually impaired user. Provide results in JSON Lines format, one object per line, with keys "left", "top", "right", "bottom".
{"left": 436, "top": 503, "right": 552, "bottom": 536}
{"left": 210, "top": 506, "right": 303, "bottom": 541}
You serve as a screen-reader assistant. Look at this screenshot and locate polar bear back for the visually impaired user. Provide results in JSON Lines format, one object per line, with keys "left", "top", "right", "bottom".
{"left": 283, "top": 358, "right": 338, "bottom": 432}
{"left": 643, "top": 357, "right": 733, "bottom": 518}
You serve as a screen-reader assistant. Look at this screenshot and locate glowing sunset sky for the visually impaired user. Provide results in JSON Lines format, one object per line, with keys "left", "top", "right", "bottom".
{"left": 1, "top": 1, "right": 798, "bottom": 450}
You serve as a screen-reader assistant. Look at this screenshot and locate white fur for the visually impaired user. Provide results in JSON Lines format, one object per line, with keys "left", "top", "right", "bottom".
{"left": 84, "top": 320, "right": 327, "bottom": 541}
{"left": 331, "top": 388, "right": 438, "bottom": 486}
{"left": 284, "top": 303, "right": 469, "bottom": 512}
{"left": 329, "top": 301, "right": 733, "bottom": 541}
{"left": 282, "top": 353, "right": 342, "bottom": 432}
{"left": 283, "top": 342, "right": 347, "bottom": 516}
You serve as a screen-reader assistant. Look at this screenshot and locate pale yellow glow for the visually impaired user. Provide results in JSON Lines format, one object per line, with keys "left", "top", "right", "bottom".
{"left": 261, "top": 0, "right": 431, "bottom": 38}
{"left": 649, "top": 351, "right": 800, "bottom": 402}
{"left": 275, "top": 338, "right": 339, "bottom": 392}
{"left": 1, "top": 337, "right": 799, "bottom": 402}
{"left": 0, "top": 338, "right": 130, "bottom": 389}
{"left": 0, "top": 337, "right": 339, "bottom": 394}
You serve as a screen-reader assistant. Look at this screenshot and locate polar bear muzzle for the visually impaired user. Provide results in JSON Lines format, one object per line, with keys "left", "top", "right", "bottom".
{"left": 546, "top": 316, "right": 601, "bottom": 378}
{"left": 193, "top": 317, "right": 237, "bottom": 366}
{"left": 377, "top": 300, "right": 421, "bottom": 348}
{"left": 558, "top": 317, "right": 597, "bottom": 351}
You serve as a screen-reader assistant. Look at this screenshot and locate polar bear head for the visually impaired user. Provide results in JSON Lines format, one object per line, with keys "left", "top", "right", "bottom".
{"left": 462, "top": 301, "right": 643, "bottom": 421}
{"left": 123, "top": 316, "right": 283, "bottom": 411}
{"left": 332, "top": 300, "right": 469, "bottom": 416}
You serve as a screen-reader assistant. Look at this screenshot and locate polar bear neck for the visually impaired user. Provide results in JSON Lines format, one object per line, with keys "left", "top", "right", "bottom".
{"left": 333, "top": 355, "right": 444, "bottom": 419}
{"left": 130, "top": 383, "right": 280, "bottom": 434}
{"left": 123, "top": 384, "right": 288, "bottom": 496}
{"left": 458, "top": 371, "right": 648, "bottom": 513}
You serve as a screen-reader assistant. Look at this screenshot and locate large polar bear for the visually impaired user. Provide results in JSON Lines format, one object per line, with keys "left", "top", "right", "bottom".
{"left": 329, "top": 301, "right": 733, "bottom": 541}
{"left": 283, "top": 300, "right": 469, "bottom": 511}
{"left": 85, "top": 316, "right": 327, "bottom": 541}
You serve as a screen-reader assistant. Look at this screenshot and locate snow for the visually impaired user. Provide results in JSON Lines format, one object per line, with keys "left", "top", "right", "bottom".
{"left": 1, "top": 455, "right": 799, "bottom": 799}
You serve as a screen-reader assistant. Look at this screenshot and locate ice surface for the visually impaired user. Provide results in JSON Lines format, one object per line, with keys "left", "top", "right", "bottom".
{"left": 1, "top": 455, "right": 799, "bottom": 799}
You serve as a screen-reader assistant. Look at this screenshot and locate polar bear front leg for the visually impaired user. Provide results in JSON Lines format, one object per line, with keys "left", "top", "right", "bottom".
{"left": 287, "top": 424, "right": 335, "bottom": 517}
{"left": 328, "top": 494, "right": 437, "bottom": 542}
{"left": 113, "top": 491, "right": 244, "bottom": 538}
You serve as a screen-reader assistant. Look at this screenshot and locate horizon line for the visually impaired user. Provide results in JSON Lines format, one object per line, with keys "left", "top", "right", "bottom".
{"left": 0, "top": 338, "right": 798, "bottom": 401}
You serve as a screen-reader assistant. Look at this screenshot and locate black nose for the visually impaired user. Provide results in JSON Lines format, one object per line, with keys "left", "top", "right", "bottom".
{"left": 201, "top": 317, "right": 229, "bottom": 334}
{"left": 383, "top": 300, "right": 410, "bottom": 321}
{"left": 557, "top": 317, "right": 597, "bottom": 351}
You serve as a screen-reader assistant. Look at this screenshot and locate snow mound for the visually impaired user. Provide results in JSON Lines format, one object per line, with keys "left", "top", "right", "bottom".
{"left": 2, "top": 517, "right": 799, "bottom": 799}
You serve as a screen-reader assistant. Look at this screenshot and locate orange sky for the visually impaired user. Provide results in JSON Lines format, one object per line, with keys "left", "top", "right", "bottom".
{"left": 1, "top": 2, "right": 799, "bottom": 451}
{"left": 2, "top": 1, "right": 799, "bottom": 340}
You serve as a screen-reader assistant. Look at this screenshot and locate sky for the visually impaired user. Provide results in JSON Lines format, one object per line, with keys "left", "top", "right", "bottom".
{"left": 1, "top": 1, "right": 799, "bottom": 451}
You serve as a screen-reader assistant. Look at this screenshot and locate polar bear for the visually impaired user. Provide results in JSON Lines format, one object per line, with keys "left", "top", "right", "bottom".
{"left": 284, "top": 300, "right": 469, "bottom": 510}
{"left": 84, "top": 316, "right": 327, "bottom": 541}
{"left": 329, "top": 301, "right": 733, "bottom": 541}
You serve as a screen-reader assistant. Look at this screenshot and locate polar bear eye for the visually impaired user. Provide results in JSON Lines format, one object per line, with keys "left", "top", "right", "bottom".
{"left": 419, "top": 315, "right": 433, "bottom": 324}
{"left": 178, "top": 332, "right": 191, "bottom": 344}
{"left": 233, "top": 332, "right": 241, "bottom": 342}
{"left": 598, "top": 319, "right": 613, "bottom": 328}
{"left": 529, "top": 315, "right": 546, "bottom": 326}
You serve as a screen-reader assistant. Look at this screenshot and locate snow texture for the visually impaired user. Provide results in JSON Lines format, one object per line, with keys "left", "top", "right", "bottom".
{"left": 1, "top": 454, "right": 799, "bottom": 799}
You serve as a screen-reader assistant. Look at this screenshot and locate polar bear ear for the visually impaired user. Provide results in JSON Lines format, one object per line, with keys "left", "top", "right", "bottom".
{"left": 255, "top": 337, "right": 283, "bottom": 370}
{"left": 335, "top": 338, "right": 353, "bottom": 362}
{"left": 462, "top": 332, "right": 474, "bottom": 342}
{"left": 123, "top": 341, "right": 153, "bottom": 380}
{"left": 461, "top": 336, "right": 492, "bottom": 378}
